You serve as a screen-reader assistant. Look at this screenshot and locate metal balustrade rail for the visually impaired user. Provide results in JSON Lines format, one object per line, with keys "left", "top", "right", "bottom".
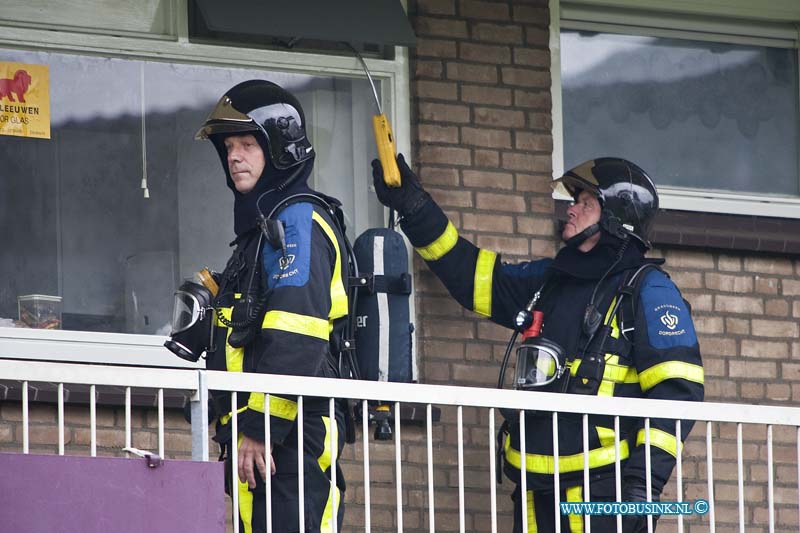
{"left": 2, "top": 358, "right": 800, "bottom": 533}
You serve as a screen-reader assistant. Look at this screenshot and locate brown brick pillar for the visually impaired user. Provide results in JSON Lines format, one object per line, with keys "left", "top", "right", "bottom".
{"left": 394, "top": 1, "right": 556, "bottom": 529}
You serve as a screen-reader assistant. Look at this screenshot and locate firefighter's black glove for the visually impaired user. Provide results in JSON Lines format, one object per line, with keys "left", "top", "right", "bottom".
{"left": 371, "top": 153, "right": 431, "bottom": 218}
{"left": 622, "top": 481, "right": 660, "bottom": 533}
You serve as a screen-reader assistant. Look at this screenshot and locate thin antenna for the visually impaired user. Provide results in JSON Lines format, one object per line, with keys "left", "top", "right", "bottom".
{"left": 345, "top": 43, "right": 382, "bottom": 115}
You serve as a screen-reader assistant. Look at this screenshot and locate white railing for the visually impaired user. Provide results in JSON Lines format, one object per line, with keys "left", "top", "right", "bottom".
{"left": 2, "top": 357, "right": 800, "bottom": 533}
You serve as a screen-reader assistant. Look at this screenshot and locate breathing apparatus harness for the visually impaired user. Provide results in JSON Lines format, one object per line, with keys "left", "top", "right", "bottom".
{"left": 216, "top": 168, "right": 364, "bottom": 442}
{"left": 497, "top": 236, "right": 633, "bottom": 392}
{"left": 254, "top": 189, "right": 363, "bottom": 383}
{"left": 493, "top": 234, "right": 668, "bottom": 483}
{"left": 213, "top": 161, "right": 362, "bottom": 382}
{"left": 164, "top": 163, "right": 361, "bottom": 380}
{"left": 516, "top": 193, "right": 643, "bottom": 393}
{"left": 211, "top": 162, "right": 308, "bottom": 348}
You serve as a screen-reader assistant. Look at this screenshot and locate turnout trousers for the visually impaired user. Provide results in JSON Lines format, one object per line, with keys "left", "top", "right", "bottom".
{"left": 512, "top": 477, "right": 656, "bottom": 533}
{"left": 227, "top": 410, "right": 346, "bottom": 533}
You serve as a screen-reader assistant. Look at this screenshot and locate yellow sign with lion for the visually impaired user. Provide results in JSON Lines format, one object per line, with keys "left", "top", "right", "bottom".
{"left": 0, "top": 61, "right": 50, "bottom": 139}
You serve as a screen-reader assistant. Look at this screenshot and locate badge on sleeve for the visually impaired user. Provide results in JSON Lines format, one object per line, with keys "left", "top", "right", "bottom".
{"left": 262, "top": 202, "right": 312, "bottom": 288}
{"left": 640, "top": 271, "right": 698, "bottom": 349}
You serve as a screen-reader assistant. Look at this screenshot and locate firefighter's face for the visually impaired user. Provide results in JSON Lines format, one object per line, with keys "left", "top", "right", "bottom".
{"left": 563, "top": 190, "right": 602, "bottom": 248}
{"left": 224, "top": 134, "right": 266, "bottom": 194}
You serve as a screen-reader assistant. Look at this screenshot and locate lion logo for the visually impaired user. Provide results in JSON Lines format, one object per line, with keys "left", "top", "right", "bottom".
{"left": 0, "top": 69, "right": 32, "bottom": 103}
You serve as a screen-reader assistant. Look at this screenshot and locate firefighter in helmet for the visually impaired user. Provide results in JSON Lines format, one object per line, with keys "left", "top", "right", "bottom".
{"left": 372, "top": 155, "right": 704, "bottom": 532}
{"left": 195, "top": 80, "right": 349, "bottom": 533}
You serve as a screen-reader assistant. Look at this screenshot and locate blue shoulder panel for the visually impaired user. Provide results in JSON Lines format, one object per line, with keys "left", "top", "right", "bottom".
{"left": 640, "top": 270, "right": 698, "bottom": 349}
{"left": 500, "top": 258, "right": 552, "bottom": 278}
{"left": 262, "top": 202, "right": 313, "bottom": 289}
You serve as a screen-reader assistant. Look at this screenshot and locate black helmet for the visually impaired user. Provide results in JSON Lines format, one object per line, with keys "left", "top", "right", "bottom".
{"left": 553, "top": 158, "right": 659, "bottom": 249}
{"left": 195, "top": 79, "right": 314, "bottom": 171}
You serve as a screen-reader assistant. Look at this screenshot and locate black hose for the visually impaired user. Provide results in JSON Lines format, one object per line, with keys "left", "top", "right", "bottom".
{"left": 343, "top": 229, "right": 362, "bottom": 380}
{"left": 254, "top": 161, "right": 307, "bottom": 220}
{"left": 497, "top": 330, "right": 519, "bottom": 389}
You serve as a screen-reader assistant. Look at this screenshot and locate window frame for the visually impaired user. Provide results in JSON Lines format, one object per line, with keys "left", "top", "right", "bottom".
{"left": 0, "top": 4, "right": 413, "bottom": 366}
{"left": 549, "top": 0, "right": 800, "bottom": 219}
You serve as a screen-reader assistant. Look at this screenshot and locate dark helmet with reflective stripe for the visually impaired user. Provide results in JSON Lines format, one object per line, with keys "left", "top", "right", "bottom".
{"left": 195, "top": 79, "right": 314, "bottom": 171}
{"left": 552, "top": 158, "right": 659, "bottom": 249}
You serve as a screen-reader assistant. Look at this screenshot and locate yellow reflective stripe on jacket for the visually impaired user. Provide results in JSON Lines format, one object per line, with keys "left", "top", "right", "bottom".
{"left": 566, "top": 295, "right": 632, "bottom": 396}
{"left": 416, "top": 221, "right": 458, "bottom": 261}
{"left": 473, "top": 249, "right": 496, "bottom": 317}
{"left": 247, "top": 393, "right": 265, "bottom": 414}
{"left": 311, "top": 210, "right": 348, "bottom": 320}
{"left": 636, "top": 427, "right": 682, "bottom": 458}
{"left": 262, "top": 310, "right": 329, "bottom": 340}
{"left": 226, "top": 341, "right": 244, "bottom": 373}
{"left": 638, "top": 361, "right": 704, "bottom": 392}
{"left": 598, "top": 375, "right": 615, "bottom": 397}
{"left": 568, "top": 359, "right": 582, "bottom": 377}
{"left": 247, "top": 393, "right": 298, "bottom": 421}
{"left": 603, "top": 296, "right": 620, "bottom": 339}
{"left": 596, "top": 426, "right": 616, "bottom": 448}
{"left": 566, "top": 486, "right": 584, "bottom": 533}
{"left": 504, "top": 434, "right": 630, "bottom": 474}
{"left": 220, "top": 405, "right": 249, "bottom": 425}
{"left": 603, "top": 362, "right": 638, "bottom": 383}
{"left": 215, "top": 306, "right": 245, "bottom": 372}
{"left": 597, "top": 355, "right": 617, "bottom": 397}
{"left": 569, "top": 357, "right": 637, "bottom": 384}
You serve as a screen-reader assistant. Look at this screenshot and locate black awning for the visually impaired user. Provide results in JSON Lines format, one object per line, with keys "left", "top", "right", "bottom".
{"left": 193, "top": 0, "right": 416, "bottom": 48}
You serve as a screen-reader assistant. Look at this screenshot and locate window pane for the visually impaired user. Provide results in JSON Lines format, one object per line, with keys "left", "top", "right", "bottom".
{"left": 0, "top": 49, "right": 383, "bottom": 335}
{"left": 561, "top": 30, "right": 799, "bottom": 197}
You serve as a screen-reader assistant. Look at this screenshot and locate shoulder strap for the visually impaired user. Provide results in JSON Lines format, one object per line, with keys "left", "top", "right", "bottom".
{"left": 265, "top": 192, "right": 353, "bottom": 284}
{"left": 269, "top": 193, "right": 361, "bottom": 381}
{"left": 216, "top": 229, "right": 262, "bottom": 301}
{"left": 617, "top": 262, "right": 665, "bottom": 341}
{"left": 266, "top": 192, "right": 340, "bottom": 225}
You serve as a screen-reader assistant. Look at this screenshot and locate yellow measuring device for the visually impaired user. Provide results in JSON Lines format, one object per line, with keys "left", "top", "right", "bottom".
{"left": 351, "top": 47, "right": 402, "bottom": 187}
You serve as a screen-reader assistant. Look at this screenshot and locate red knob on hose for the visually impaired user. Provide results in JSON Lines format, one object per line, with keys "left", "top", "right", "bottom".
{"left": 522, "top": 310, "right": 544, "bottom": 339}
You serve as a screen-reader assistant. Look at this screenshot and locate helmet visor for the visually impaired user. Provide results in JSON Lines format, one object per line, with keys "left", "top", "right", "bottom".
{"left": 552, "top": 160, "right": 602, "bottom": 199}
{"left": 170, "top": 290, "right": 203, "bottom": 335}
{"left": 195, "top": 97, "right": 312, "bottom": 170}
{"left": 194, "top": 95, "right": 259, "bottom": 140}
{"left": 514, "top": 341, "right": 564, "bottom": 390}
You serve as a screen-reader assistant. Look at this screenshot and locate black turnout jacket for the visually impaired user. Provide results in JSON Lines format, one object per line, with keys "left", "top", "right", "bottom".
{"left": 402, "top": 198, "right": 704, "bottom": 494}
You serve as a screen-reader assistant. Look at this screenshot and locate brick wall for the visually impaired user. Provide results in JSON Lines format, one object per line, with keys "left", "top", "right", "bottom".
{"left": 398, "top": 0, "right": 553, "bottom": 531}
{"left": 0, "top": 403, "right": 194, "bottom": 458}
{"left": 410, "top": 0, "right": 556, "bottom": 394}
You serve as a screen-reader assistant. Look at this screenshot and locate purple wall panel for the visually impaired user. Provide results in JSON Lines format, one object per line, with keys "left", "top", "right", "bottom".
{"left": 0, "top": 453, "right": 225, "bottom": 533}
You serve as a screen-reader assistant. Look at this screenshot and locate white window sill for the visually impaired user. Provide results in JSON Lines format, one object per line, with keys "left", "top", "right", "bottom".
{"left": 659, "top": 188, "right": 800, "bottom": 220}
{"left": 0, "top": 327, "right": 202, "bottom": 369}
